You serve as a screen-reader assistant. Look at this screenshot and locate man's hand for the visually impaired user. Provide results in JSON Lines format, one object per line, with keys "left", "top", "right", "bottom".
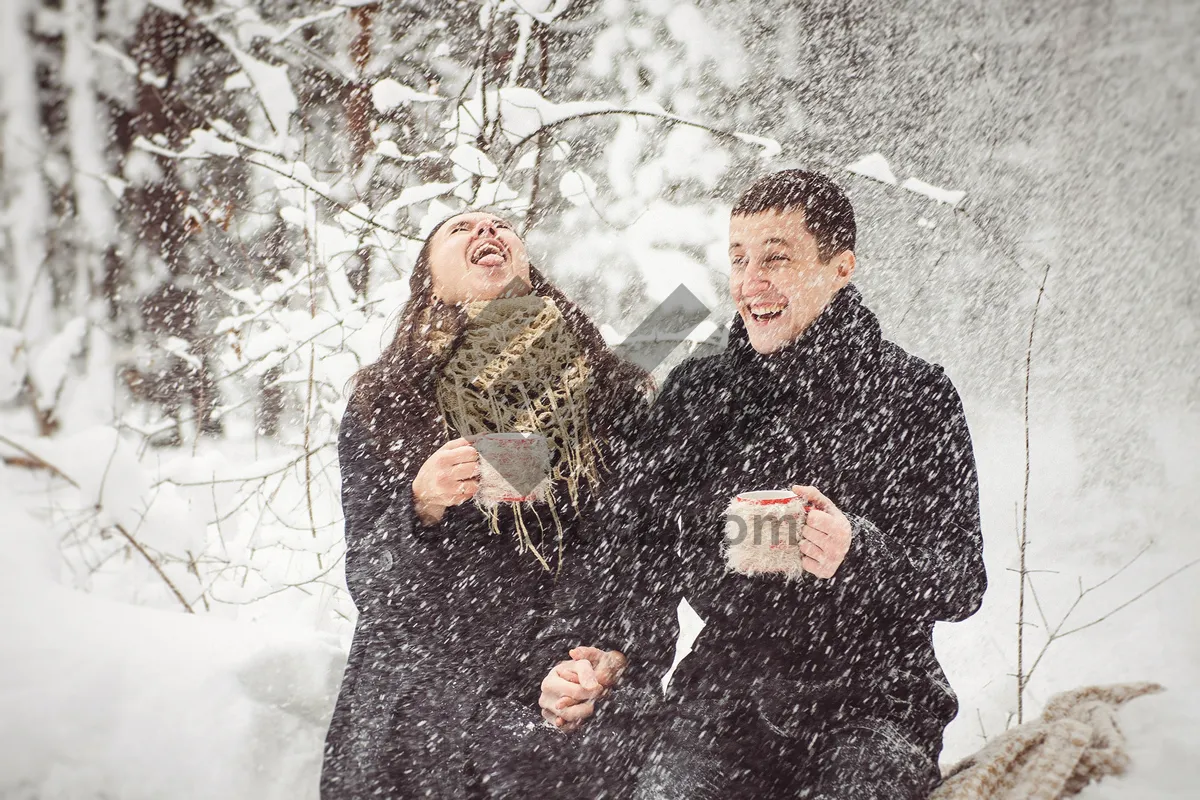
{"left": 537, "top": 647, "right": 626, "bottom": 732}
{"left": 791, "top": 485, "right": 852, "bottom": 578}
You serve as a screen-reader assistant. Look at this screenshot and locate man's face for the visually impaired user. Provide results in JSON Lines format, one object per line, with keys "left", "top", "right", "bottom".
{"left": 728, "top": 210, "right": 856, "bottom": 354}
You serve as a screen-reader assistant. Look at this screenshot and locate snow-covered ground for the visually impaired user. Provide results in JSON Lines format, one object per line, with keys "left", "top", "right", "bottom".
{"left": 2, "top": 403, "right": 1195, "bottom": 798}
{"left": 0, "top": 479, "right": 345, "bottom": 800}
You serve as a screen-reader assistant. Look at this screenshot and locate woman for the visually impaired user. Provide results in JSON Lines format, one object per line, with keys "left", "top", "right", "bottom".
{"left": 320, "top": 210, "right": 648, "bottom": 798}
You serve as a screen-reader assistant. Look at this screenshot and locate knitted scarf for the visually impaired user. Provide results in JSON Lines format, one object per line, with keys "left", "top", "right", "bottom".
{"left": 931, "top": 682, "right": 1163, "bottom": 799}
{"left": 428, "top": 294, "right": 599, "bottom": 570}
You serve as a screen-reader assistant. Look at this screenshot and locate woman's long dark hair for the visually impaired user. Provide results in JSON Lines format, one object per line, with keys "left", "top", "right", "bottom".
{"left": 349, "top": 213, "right": 651, "bottom": 465}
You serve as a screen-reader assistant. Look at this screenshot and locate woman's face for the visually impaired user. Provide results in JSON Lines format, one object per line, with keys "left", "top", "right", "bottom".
{"left": 427, "top": 212, "right": 532, "bottom": 303}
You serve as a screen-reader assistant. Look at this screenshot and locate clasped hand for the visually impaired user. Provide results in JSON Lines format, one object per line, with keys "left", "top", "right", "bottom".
{"left": 538, "top": 647, "right": 626, "bottom": 732}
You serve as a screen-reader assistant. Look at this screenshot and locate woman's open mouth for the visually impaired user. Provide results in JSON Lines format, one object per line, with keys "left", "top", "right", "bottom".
{"left": 469, "top": 239, "right": 508, "bottom": 268}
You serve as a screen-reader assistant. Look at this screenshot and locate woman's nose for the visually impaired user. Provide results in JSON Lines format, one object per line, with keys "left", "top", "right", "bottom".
{"left": 474, "top": 220, "right": 497, "bottom": 237}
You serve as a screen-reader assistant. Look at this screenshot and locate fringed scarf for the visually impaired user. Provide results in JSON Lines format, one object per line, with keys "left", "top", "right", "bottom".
{"left": 428, "top": 294, "right": 599, "bottom": 570}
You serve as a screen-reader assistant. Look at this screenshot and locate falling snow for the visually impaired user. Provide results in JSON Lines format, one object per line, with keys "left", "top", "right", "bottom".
{"left": 1, "top": 0, "right": 1196, "bottom": 798}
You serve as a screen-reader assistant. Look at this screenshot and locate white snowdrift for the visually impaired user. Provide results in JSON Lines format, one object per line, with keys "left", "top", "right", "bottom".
{"left": 0, "top": 501, "right": 345, "bottom": 800}
{"left": 1076, "top": 688, "right": 1200, "bottom": 799}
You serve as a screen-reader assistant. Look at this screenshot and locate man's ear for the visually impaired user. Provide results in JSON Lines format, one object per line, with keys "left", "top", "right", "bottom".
{"left": 834, "top": 250, "right": 856, "bottom": 283}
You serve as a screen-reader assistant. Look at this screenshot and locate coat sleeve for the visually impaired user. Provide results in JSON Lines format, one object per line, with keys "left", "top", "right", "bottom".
{"left": 833, "top": 368, "right": 987, "bottom": 623}
{"left": 338, "top": 404, "right": 439, "bottom": 613}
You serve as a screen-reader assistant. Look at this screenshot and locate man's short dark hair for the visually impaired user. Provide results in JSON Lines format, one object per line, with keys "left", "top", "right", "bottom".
{"left": 732, "top": 170, "right": 856, "bottom": 262}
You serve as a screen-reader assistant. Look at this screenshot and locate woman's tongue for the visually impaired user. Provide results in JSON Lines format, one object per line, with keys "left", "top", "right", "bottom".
{"left": 475, "top": 252, "right": 505, "bottom": 268}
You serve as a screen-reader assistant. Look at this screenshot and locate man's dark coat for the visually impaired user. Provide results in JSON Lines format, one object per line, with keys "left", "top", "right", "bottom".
{"left": 560, "top": 284, "right": 986, "bottom": 754}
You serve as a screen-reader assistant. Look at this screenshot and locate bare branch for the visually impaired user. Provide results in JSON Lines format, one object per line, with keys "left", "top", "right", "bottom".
{"left": 1057, "top": 557, "right": 1200, "bottom": 639}
{"left": 497, "top": 108, "right": 776, "bottom": 187}
{"left": 1026, "top": 574, "right": 1052, "bottom": 634}
{"left": 1080, "top": 541, "right": 1153, "bottom": 596}
{"left": 0, "top": 433, "right": 81, "bottom": 488}
{"left": 1022, "top": 543, "right": 1182, "bottom": 690}
{"left": 108, "top": 523, "right": 194, "bottom": 614}
{"left": 152, "top": 445, "right": 332, "bottom": 488}
{"left": 1015, "top": 263, "right": 1050, "bottom": 723}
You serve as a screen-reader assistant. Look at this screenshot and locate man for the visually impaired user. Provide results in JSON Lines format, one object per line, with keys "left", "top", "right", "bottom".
{"left": 540, "top": 170, "right": 986, "bottom": 798}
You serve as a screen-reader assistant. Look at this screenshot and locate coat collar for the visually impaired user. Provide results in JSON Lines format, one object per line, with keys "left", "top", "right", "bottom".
{"left": 723, "top": 284, "right": 882, "bottom": 407}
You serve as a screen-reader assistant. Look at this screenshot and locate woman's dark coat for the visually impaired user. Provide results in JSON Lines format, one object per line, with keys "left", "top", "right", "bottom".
{"left": 556, "top": 285, "right": 987, "bottom": 752}
{"left": 321, "top": 377, "right": 641, "bottom": 797}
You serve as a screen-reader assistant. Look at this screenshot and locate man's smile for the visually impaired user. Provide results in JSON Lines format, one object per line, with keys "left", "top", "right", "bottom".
{"left": 746, "top": 300, "right": 789, "bottom": 324}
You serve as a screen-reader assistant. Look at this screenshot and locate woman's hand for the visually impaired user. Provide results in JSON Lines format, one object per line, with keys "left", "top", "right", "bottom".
{"left": 412, "top": 437, "right": 480, "bottom": 526}
{"left": 538, "top": 647, "right": 627, "bottom": 732}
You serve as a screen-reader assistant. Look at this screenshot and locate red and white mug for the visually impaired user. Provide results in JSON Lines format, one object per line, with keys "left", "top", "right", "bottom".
{"left": 723, "top": 489, "right": 810, "bottom": 577}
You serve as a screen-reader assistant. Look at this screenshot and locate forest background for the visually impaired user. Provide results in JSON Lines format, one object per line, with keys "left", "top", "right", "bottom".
{"left": 1, "top": 0, "right": 1196, "bottom": 797}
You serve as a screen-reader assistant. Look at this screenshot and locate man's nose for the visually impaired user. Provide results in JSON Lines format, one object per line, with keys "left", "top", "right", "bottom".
{"left": 740, "top": 259, "right": 772, "bottom": 290}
